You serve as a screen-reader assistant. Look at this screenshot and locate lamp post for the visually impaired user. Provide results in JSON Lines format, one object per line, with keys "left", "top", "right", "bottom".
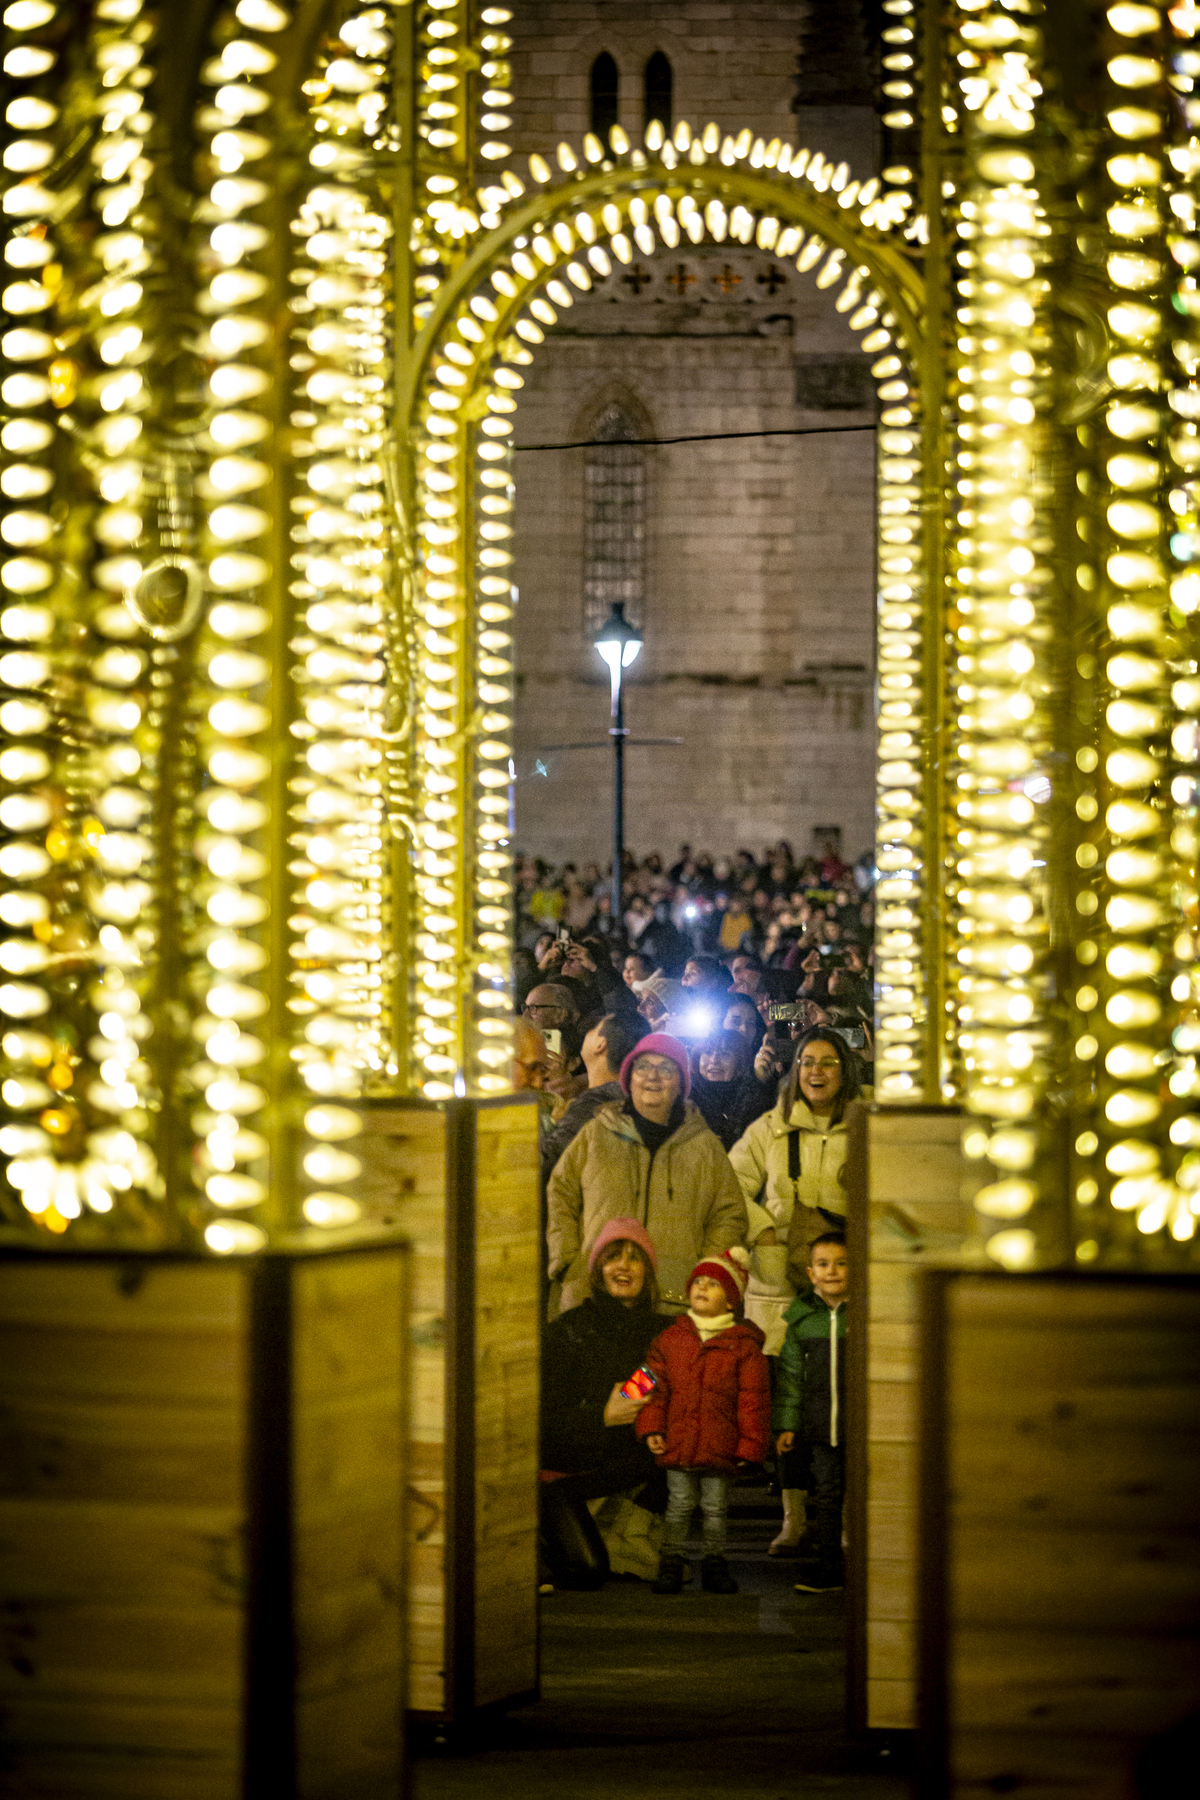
{"left": 592, "top": 601, "right": 643, "bottom": 936}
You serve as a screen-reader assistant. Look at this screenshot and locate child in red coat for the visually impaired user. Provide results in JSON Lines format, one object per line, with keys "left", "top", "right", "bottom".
{"left": 637, "top": 1244, "right": 770, "bottom": 1594}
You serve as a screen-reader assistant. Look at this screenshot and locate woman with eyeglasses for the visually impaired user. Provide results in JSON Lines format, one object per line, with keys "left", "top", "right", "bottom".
{"left": 546, "top": 1032, "right": 748, "bottom": 1316}
{"left": 726, "top": 1026, "right": 861, "bottom": 1553}
{"left": 729, "top": 1027, "right": 860, "bottom": 1312}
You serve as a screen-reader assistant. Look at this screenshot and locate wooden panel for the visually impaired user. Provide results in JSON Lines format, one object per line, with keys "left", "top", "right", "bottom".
{"left": 867, "top": 1617, "right": 914, "bottom": 1679}
{"left": 845, "top": 1102, "right": 972, "bottom": 1735}
{"left": 866, "top": 1554, "right": 914, "bottom": 1623}
{"left": 351, "top": 1096, "right": 540, "bottom": 1723}
{"left": 0, "top": 1244, "right": 411, "bottom": 1800}
{"left": 291, "top": 1249, "right": 408, "bottom": 1800}
{"left": 922, "top": 1271, "right": 1200, "bottom": 1799}
{"left": 0, "top": 1259, "right": 248, "bottom": 1800}
{"left": 472, "top": 1101, "right": 540, "bottom": 1710}
{"left": 352, "top": 1105, "right": 448, "bottom": 1716}
{"left": 867, "top": 1677, "right": 915, "bottom": 1733}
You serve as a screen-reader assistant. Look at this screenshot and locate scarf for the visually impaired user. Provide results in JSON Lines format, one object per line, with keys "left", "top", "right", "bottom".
{"left": 627, "top": 1095, "right": 685, "bottom": 1154}
{"left": 688, "top": 1308, "right": 735, "bottom": 1341}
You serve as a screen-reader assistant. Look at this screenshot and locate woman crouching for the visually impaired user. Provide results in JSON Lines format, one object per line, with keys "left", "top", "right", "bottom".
{"left": 539, "top": 1218, "right": 668, "bottom": 1588}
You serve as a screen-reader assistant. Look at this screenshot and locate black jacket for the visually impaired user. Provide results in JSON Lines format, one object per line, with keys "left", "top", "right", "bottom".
{"left": 540, "top": 1291, "right": 666, "bottom": 1481}
{"left": 540, "top": 1080, "right": 624, "bottom": 1186}
{"left": 690, "top": 1072, "right": 773, "bottom": 1150}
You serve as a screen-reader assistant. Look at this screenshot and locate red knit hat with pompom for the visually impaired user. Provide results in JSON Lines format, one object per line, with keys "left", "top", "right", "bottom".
{"left": 687, "top": 1245, "right": 751, "bottom": 1311}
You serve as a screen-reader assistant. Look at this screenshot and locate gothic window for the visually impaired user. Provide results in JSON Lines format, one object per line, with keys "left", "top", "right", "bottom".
{"left": 590, "top": 52, "right": 619, "bottom": 140}
{"left": 583, "top": 404, "right": 646, "bottom": 639}
{"left": 644, "top": 50, "right": 673, "bottom": 132}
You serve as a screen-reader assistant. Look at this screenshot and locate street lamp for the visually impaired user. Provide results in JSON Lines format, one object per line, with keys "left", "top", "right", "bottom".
{"left": 592, "top": 601, "right": 643, "bottom": 935}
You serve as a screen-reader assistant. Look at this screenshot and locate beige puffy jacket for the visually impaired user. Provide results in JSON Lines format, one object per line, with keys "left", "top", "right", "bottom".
{"left": 728, "top": 1098, "right": 848, "bottom": 1354}
{"left": 546, "top": 1098, "right": 749, "bottom": 1313}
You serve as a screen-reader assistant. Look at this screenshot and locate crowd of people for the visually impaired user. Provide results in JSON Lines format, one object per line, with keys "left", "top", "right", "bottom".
{"left": 516, "top": 838, "right": 874, "bottom": 964}
{"left": 517, "top": 841, "right": 874, "bottom": 1599}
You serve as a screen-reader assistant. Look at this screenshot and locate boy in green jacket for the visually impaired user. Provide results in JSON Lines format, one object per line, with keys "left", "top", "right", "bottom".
{"left": 772, "top": 1231, "right": 848, "bottom": 1591}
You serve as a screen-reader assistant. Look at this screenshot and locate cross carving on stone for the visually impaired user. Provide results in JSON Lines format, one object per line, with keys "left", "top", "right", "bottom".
{"left": 665, "top": 263, "right": 696, "bottom": 296}
{"left": 756, "top": 264, "right": 787, "bottom": 296}
{"left": 711, "top": 263, "right": 742, "bottom": 295}
{"left": 622, "top": 264, "right": 652, "bottom": 294}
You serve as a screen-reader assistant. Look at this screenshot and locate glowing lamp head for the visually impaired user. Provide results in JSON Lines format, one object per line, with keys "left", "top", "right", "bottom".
{"left": 593, "top": 601, "right": 643, "bottom": 673}
{"left": 593, "top": 602, "right": 642, "bottom": 710}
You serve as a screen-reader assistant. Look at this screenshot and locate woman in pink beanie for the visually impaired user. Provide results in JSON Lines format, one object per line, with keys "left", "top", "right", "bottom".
{"left": 540, "top": 1216, "right": 667, "bottom": 1587}
{"left": 546, "top": 1031, "right": 749, "bottom": 1313}
{"left": 587, "top": 1215, "right": 659, "bottom": 1278}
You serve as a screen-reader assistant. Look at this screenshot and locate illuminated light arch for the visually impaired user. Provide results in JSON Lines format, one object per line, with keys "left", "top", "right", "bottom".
{"left": 397, "top": 152, "right": 932, "bottom": 1102}
{"left": 4, "top": 0, "right": 1196, "bottom": 1270}
{"left": 0, "top": 0, "right": 939, "bottom": 1248}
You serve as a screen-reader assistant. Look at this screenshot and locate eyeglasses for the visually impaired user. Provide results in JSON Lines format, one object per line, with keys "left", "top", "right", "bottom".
{"left": 799, "top": 1058, "right": 841, "bottom": 1073}
{"left": 632, "top": 1059, "right": 677, "bottom": 1080}
{"left": 523, "top": 1002, "right": 562, "bottom": 1015}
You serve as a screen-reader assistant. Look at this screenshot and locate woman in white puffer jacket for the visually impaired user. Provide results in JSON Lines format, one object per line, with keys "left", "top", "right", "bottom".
{"left": 729, "top": 1028, "right": 861, "bottom": 1356}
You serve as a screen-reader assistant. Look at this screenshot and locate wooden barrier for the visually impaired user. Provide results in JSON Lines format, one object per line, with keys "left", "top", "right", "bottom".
{"left": 918, "top": 1271, "right": 1200, "bottom": 1799}
{"left": 0, "top": 1240, "right": 409, "bottom": 1800}
{"left": 845, "top": 1101, "right": 971, "bottom": 1736}
{"left": 352, "top": 1094, "right": 540, "bottom": 1726}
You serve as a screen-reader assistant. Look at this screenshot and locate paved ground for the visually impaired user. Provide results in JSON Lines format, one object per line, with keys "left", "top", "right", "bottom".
{"left": 412, "top": 1489, "right": 911, "bottom": 1799}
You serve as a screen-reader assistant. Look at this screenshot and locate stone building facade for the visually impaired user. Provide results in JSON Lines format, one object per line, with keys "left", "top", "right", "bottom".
{"left": 504, "top": 2, "right": 881, "bottom": 866}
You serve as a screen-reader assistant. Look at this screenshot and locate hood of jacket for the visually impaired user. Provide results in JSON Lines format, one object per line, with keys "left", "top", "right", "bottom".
{"left": 767, "top": 1097, "right": 847, "bottom": 1141}
{"left": 592, "top": 1095, "right": 713, "bottom": 1148}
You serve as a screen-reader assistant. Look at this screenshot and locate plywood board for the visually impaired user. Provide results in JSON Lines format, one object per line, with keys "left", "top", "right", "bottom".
{"left": 351, "top": 1096, "right": 539, "bottom": 1722}
{"left": 352, "top": 1105, "right": 449, "bottom": 1716}
{"left": 292, "top": 1250, "right": 407, "bottom": 1796}
{"left": 472, "top": 1101, "right": 540, "bottom": 1710}
{"left": 0, "top": 1245, "right": 410, "bottom": 1800}
{"left": 921, "top": 1271, "right": 1200, "bottom": 1798}
{"left": 0, "top": 1259, "right": 247, "bottom": 1800}
{"left": 845, "top": 1103, "right": 972, "bottom": 1735}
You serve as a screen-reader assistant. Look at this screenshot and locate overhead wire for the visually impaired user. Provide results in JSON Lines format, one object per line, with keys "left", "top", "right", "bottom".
{"left": 514, "top": 423, "right": 879, "bottom": 451}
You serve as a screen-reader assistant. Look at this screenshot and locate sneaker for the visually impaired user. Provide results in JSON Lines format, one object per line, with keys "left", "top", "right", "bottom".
{"left": 793, "top": 1562, "right": 844, "bottom": 1593}
{"left": 651, "top": 1553, "right": 686, "bottom": 1595}
{"left": 700, "top": 1554, "right": 739, "bottom": 1595}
